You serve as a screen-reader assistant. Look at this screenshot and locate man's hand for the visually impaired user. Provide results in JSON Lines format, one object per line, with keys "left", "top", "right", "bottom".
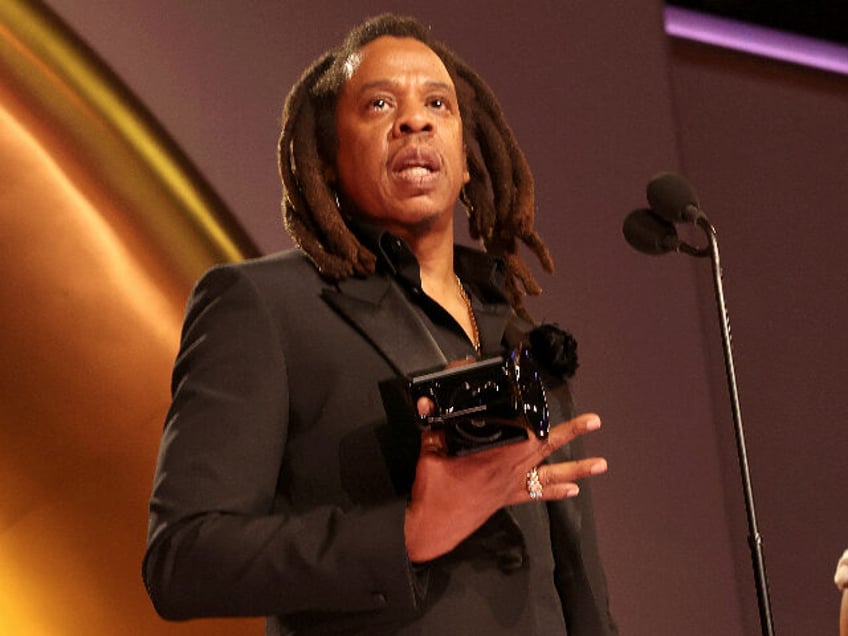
{"left": 404, "top": 401, "right": 608, "bottom": 563}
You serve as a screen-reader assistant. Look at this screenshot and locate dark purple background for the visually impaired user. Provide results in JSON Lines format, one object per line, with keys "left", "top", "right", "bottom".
{"left": 45, "top": 1, "right": 848, "bottom": 633}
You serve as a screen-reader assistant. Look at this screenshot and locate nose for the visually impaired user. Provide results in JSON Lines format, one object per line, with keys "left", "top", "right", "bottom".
{"left": 393, "top": 101, "right": 433, "bottom": 137}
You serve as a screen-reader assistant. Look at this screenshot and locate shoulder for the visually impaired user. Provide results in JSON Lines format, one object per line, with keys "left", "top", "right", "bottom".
{"left": 194, "top": 249, "right": 324, "bottom": 297}
{"left": 836, "top": 549, "right": 848, "bottom": 590}
{"left": 205, "top": 249, "right": 317, "bottom": 281}
{"left": 180, "top": 250, "right": 328, "bottom": 326}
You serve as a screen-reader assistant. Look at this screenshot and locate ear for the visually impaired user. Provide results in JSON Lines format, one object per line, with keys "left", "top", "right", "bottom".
{"left": 462, "top": 145, "right": 470, "bottom": 185}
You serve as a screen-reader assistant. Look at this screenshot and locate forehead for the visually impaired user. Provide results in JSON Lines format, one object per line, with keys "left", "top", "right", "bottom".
{"left": 341, "top": 36, "right": 455, "bottom": 92}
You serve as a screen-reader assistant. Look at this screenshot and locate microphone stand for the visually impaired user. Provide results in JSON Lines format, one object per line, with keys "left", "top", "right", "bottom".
{"left": 691, "top": 216, "right": 775, "bottom": 636}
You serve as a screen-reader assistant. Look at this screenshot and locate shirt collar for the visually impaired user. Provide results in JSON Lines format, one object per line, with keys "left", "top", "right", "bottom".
{"left": 350, "top": 222, "right": 508, "bottom": 303}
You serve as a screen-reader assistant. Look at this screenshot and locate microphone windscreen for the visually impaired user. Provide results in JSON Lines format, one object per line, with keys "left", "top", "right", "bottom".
{"left": 646, "top": 172, "right": 700, "bottom": 223}
{"left": 622, "top": 208, "right": 679, "bottom": 255}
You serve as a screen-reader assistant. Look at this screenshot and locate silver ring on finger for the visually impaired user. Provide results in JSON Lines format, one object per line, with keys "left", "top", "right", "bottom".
{"left": 526, "top": 466, "right": 544, "bottom": 500}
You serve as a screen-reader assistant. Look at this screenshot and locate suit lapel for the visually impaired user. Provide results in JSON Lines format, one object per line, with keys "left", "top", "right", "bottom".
{"left": 321, "top": 275, "right": 447, "bottom": 376}
{"left": 324, "top": 270, "right": 558, "bottom": 568}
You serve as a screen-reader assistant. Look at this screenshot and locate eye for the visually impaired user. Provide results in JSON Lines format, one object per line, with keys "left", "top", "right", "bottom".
{"left": 429, "top": 97, "right": 446, "bottom": 109}
{"left": 370, "top": 97, "right": 388, "bottom": 111}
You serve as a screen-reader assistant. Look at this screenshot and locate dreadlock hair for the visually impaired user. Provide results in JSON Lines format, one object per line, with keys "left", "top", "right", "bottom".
{"left": 278, "top": 13, "right": 554, "bottom": 319}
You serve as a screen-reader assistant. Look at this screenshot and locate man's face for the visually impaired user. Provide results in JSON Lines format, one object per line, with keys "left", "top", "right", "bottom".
{"left": 333, "top": 36, "right": 469, "bottom": 237}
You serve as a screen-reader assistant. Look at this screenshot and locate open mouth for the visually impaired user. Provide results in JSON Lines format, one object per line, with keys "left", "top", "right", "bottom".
{"left": 391, "top": 146, "right": 440, "bottom": 181}
{"left": 397, "top": 165, "right": 434, "bottom": 178}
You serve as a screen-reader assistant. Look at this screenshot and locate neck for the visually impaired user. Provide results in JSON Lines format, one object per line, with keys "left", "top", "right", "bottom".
{"left": 403, "top": 223, "right": 479, "bottom": 355}
{"left": 362, "top": 211, "right": 479, "bottom": 352}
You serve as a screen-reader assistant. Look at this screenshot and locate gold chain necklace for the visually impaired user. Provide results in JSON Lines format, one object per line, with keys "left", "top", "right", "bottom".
{"left": 455, "top": 274, "right": 481, "bottom": 355}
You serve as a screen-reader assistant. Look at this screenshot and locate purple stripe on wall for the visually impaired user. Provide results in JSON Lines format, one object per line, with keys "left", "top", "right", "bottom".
{"left": 664, "top": 5, "right": 848, "bottom": 76}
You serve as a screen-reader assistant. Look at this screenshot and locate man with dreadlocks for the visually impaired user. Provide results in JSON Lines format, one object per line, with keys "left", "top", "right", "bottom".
{"left": 144, "top": 13, "right": 616, "bottom": 636}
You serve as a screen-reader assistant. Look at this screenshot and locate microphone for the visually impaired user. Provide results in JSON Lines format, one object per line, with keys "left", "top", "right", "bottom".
{"left": 623, "top": 172, "right": 776, "bottom": 636}
{"left": 646, "top": 172, "right": 705, "bottom": 224}
{"left": 622, "top": 208, "right": 679, "bottom": 255}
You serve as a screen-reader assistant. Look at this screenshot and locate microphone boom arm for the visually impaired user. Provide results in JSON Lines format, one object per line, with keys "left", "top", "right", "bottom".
{"left": 696, "top": 215, "right": 775, "bottom": 636}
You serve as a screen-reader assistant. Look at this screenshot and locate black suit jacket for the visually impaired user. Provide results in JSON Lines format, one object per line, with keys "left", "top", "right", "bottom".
{"left": 143, "top": 248, "right": 616, "bottom": 635}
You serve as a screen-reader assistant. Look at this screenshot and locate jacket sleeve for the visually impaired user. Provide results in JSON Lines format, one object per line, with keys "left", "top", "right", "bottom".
{"left": 544, "top": 375, "right": 619, "bottom": 635}
{"left": 142, "top": 265, "right": 422, "bottom": 621}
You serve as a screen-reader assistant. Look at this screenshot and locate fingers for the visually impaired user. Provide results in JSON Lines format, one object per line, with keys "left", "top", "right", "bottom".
{"left": 420, "top": 428, "right": 446, "bottom": 455}
{"left": 547, "top": 412, "right": 601, "bottom": 448}
{"left": 539, "top": 456, "right": 608, "bottom": 487}
{"left": 522, "top": 412, "right": 601, "bottom": 467}
{"left": 417, "top": 396, "right": 435, "bottom": 417}
{"left": 520, "top": 414, "right": 606, "bottom": 504}
{"left": 520, "top": 456, "right": 608, "bottom": 504}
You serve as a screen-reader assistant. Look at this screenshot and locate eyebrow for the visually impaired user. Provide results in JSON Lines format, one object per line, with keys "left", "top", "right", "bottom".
{"left": 355, "top": 79, "right": 456, "bottom": 95}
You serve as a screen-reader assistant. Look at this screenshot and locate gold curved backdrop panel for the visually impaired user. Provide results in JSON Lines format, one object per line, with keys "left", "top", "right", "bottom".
{"left": 0, "top": 1, "right": 261, "bottom": 633}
